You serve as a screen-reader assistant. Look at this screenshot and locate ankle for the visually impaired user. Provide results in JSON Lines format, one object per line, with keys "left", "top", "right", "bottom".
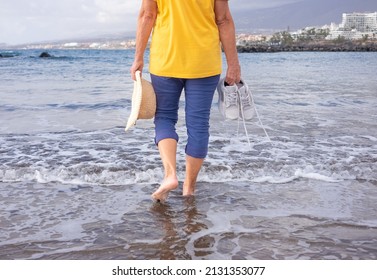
{"left": 164, "top": 173, "right": 178, "bottom": 181}
{"left": 162, "top": 175, "right": 179, "bottom": 188}
{"left": 182, "top": 182, "right": 196, "bottom": 196}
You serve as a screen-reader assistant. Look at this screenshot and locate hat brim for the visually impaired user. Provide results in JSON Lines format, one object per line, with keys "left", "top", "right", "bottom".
{"left": 125, "top": 71, "right": 156, "bottom": 131}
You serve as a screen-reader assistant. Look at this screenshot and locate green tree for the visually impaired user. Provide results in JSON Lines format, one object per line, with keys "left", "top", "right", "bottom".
{"left": 333, "top": 35, "right": 346, "bottom": 44}
{"left": 362, "top": 34, "right": 369, "bottom": 42}
{"left": 281, "top": 31, "right": 294, "bottom": 46}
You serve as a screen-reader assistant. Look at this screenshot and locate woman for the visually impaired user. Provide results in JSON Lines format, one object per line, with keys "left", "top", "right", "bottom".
{"left": 130, "top": 0, "right": 241, "bottom": 202}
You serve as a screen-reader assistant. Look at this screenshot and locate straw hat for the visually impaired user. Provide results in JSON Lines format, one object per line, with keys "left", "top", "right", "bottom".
{"left": 125, "top": 71, "right": 156, "bottom": 131}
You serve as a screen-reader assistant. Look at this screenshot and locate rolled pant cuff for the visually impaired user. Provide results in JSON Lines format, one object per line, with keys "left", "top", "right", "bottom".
{"left": 155, "top": 131, "right": 179, "bottom": 146}
{"left": 185, "top": 145, "right": 208, "bottom": 159}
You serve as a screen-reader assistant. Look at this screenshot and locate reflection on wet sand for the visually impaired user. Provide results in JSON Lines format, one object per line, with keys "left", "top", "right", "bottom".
{"left": 148, "top": 196, "right": 208, "bottom": 260}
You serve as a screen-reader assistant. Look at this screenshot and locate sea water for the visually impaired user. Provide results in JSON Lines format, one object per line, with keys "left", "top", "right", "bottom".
{"left": 0, "top": 49, "right": 376, "bottom": 259}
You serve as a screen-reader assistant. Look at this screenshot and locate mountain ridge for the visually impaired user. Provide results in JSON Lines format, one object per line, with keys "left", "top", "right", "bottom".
{"left": 233, "top": 0, "right": 377, "bottom": 33}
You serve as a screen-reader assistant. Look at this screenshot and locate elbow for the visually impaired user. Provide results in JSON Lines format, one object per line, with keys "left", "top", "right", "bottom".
{"left": 140, "top": 10, "right": 157, "bottom": 24}
{"left": 145, "top": 11, "right": 157, "bottom": 21}
{"left": 216, "top": 16, "right": 230, "bottom": 27}
{"left": 215, "top": 9, "right": 233, "bottom": 28}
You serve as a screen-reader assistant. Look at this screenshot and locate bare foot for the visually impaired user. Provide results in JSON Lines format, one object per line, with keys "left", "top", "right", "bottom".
{"left": 152, "top": 177, "right": 179, "bottom": 203}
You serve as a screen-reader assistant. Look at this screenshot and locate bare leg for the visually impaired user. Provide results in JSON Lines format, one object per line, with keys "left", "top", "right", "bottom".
{"left": 183, "top": 155, "right": 204, "bottom": 196}
{"left": 152, "top": 138, "right": 179, "bottom": 203}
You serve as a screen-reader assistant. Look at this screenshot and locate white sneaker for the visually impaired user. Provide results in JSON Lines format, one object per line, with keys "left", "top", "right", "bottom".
{"left": 237, "top": 79, "right": 255, "bottom": 120}
{"left": 217, "top": 78, "right": 239, "bottom": 120}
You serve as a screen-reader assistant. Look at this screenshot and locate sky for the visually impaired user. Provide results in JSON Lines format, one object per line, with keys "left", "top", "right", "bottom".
{"left": 0, "top": 0, "right": 304, "bottom": 45}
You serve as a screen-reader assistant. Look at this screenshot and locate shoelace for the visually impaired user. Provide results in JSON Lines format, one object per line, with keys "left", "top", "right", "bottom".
{"left": 239, "top": 90, "right": 252, "bottom": 107}
{"left": 237, "top": 88, "right": 271, "bottom": 150}
{"left": 225, "top": 91, "right": 238, "bottom": 107}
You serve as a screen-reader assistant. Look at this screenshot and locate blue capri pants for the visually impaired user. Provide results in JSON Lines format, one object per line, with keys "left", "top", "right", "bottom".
{"left": 150, "top": 74, "right": 220, "bottom": 159}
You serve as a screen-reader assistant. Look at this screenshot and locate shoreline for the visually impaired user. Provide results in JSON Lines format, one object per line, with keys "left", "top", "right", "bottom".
{"left": 237, "top": 41, "right": 377, "bottom": 53}
{"left": 2, "top": 40, "right": 377, "bottom": 53}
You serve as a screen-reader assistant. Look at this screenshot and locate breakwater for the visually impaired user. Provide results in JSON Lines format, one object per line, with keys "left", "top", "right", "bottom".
{"left": 237, "top": 41, "right": 377, "bottom": 53}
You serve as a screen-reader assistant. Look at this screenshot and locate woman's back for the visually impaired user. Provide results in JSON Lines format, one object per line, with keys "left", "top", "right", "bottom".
{"left": 149, "top": 0, "right": 222, "bottom": 78}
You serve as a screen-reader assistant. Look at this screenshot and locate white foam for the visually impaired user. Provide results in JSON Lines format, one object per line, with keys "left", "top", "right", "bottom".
{"left": 252, "top": 175, "right": 298, "bottom": 184}
{"left": 294, "top": 169, "right": 342, "bottom": 183}
{"left": 0, "top": 158, "right": 367, "bottom": 186}
{"left": 248, "top": 170, "right": 341, "bottom": 184}
{"left": 360, "top": 135, "right": 377, "bottom": 142}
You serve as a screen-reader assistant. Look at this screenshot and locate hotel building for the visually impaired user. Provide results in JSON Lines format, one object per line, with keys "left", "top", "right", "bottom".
{"left": 327, "top": 12, "right": 377, "bottom": 40}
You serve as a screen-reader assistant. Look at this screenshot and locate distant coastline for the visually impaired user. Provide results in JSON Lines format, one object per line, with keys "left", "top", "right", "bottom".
{"left": 2, "top": 39, "right": 377, "bottom": 53}
{"left": 2, "top": 36, "right": 377, "bottom": 53}
{"left": 237, "top": 41, "right": 377, "bottom": 53}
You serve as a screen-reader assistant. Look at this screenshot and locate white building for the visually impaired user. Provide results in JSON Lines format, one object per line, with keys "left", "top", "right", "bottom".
{"left": 327, "top": 12, "right": 377, "bottom": 40}
{"left": 340, "top": 12, "right": 377, "bottom": 32}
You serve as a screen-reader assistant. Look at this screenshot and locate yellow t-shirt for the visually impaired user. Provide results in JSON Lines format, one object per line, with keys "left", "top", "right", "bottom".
{"left": 149, "top": 0, "right": 222, "bottom": 78}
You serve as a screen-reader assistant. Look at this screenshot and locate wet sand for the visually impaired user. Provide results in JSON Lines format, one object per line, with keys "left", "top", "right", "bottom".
{"left": 1, "top": 180, "right": 377, "bottom": 260}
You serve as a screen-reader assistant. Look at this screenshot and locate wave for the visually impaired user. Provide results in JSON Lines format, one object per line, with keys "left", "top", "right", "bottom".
{"left": 0, "top": 163, "right": 362, "bottom": 187}
{"left": 29, "top": 55, "right": 76, "bottom": 61}
{"left": 0, "top": 99, "right": 129, "bottom": 112}
{"left": 1, "top": 125, "right": 376, "bottom": 187}
{"left": 0, "top": 51, "right": 21, "bottom": 58}
{"left": 251, "top": 169, "right": 342, "bottom": 184}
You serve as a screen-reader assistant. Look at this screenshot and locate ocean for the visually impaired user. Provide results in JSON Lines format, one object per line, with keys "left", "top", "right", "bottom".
{"left": 0, "top": 49, "right": 376, "bottom": 260}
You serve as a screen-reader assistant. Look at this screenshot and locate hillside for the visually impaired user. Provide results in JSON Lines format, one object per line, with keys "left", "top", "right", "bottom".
{"left": 233, "top": 0, "right": 377, "bottom": 32}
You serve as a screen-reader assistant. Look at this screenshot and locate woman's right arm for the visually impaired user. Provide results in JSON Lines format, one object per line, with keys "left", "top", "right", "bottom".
{"left": 215, "top": 0, "right": 241, "bottom": 85}
{"left": 130, "top": 0, "right": 157, "bottom": 80}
